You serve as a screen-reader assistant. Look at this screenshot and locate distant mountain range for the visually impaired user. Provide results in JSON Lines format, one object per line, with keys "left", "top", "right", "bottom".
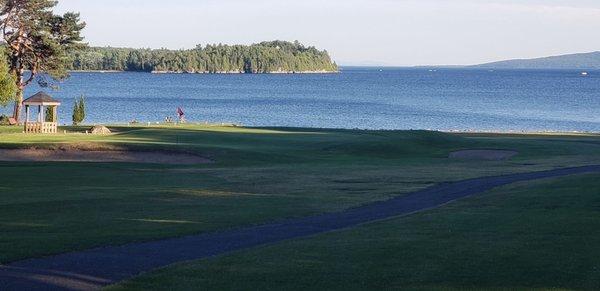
{"left": 471, "top": 51, "right": 600, "bottom": 70}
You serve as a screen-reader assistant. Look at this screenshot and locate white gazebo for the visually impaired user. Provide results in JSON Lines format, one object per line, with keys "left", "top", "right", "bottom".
{"left": 23, "top": 92, "right": 61, "bottom": 134}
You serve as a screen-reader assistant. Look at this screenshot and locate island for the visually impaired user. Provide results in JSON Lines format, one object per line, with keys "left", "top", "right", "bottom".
{"left": 68, "top": 41, "right": 339, "bottom": 74}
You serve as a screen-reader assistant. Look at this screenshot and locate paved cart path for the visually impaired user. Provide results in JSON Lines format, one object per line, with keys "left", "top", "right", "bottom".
{"left": 2, "top": 165, "right": 600, "bottom": 291}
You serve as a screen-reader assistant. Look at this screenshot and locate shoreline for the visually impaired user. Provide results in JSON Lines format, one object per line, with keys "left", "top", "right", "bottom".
{"left": 68, "top": 70, "right": 340, "bottom": 74}
{"left": 151, "top": 70, "right": 339, "bottom": 74}
{"left": 68, "top": 70, "right": 123, "bottom": 73}
{"left": 19, "top": 123, "right": 596, "bottom": 136}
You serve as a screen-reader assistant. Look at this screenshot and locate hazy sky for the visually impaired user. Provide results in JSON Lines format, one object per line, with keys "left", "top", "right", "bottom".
{"left": 56, "top": 0, "right": 600, "bottom": 66}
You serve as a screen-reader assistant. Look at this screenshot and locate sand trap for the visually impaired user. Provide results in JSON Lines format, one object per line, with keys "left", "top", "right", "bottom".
{"left": 0, "top": 148, "right": 211, "bottom": 164}
{"left": 449, "top": 149, "right": 518, "bottom": 161}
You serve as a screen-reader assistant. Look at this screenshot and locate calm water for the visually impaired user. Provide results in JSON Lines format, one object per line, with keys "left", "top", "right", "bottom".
{"left": 4, "top": 67, "right": 600, "bottom": 132}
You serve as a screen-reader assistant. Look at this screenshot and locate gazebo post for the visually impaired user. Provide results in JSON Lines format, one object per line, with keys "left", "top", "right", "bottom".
{"left": 25, "top": 105, "right": 29, "bottom": 123}
{"left": 24, "top": 105, "right": 29, "bottom": 133}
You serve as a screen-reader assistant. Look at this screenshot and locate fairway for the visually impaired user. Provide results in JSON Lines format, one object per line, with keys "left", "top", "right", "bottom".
{"left": 111, "top": 173, "right": 600, "bottom": 290}
{"left": 1, "top": 125, "right": 600, "bottom": 290}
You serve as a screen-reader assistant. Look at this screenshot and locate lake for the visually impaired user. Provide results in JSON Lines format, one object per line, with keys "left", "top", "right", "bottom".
{"left": 4, "top": 67, "right": 600, "bottom": 132}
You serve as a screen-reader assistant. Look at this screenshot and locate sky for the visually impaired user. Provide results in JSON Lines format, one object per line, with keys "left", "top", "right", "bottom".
{"left": 55, "top": 0, "right": 600, "bottom": 66}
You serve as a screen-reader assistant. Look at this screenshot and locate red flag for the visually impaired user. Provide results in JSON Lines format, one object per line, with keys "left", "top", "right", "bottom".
{"left": 177, "top": 107, "right": 184, "bottom": 117}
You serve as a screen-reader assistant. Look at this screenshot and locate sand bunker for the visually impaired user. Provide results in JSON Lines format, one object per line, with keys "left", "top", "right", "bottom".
{"left": 0, "top": 148, "right": 211, "bottom": 164}
{"left": 449, "top": 149, "right": 518, "bottom": 161}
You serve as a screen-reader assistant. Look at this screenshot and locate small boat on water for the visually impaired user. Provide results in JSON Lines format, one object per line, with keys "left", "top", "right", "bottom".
{"left": 581, "top": 72, "right": 588, "bottom": 76}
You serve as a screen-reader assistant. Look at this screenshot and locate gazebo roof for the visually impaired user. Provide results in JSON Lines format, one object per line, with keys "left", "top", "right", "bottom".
{"left": 23, "top": 92, "right": 61, "bottom": 106}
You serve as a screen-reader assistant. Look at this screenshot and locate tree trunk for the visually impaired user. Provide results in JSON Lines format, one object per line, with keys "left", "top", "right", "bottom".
{"left": 11, "top": 67, "right": 25, "bottom": 124}
{"left": 12, "top": 89, "right": 23, "bottom": 124}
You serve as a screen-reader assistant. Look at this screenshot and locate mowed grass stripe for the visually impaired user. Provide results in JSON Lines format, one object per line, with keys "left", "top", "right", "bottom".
{"left": 110, "top": 173, "right": 600, "bottom": 291}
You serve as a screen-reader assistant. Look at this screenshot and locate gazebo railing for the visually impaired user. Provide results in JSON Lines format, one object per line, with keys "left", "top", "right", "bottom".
{"left": 24, "top": 122, "right": 58, "bottom": 134}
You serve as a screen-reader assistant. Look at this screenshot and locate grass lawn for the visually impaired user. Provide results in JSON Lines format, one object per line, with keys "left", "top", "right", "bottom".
{"left": 1, "top": 125, "right": 600, "bottom": 265}
{"left": 109, "top": 173, "right": 600, "bottom": 291}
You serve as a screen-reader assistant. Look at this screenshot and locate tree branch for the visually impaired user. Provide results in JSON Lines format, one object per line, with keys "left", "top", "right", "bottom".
{"left": 22, "top": 61, "right": 38, "bottom": 87}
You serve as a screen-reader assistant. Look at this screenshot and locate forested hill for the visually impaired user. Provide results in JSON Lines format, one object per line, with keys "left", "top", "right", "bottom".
{"left": 471, "top": 51, "right": 600, "bottom": 69}
{"left": 68, "top": 41, "right": 338, "bottom": 73}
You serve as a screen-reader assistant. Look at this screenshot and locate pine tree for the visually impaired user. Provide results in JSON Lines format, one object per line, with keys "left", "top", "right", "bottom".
{"left": 45, "top": 106, "right": 54, "bottom": 122}
{"left": 72, "top": 95, "right": 85, "bottom": 125}
{"left": 0, "top": 0, "right": 86, "bottom": 121}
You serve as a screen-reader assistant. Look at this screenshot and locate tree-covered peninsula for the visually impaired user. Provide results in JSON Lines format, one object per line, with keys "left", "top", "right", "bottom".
{"left": 68, "top": 41, "right": 338, "bottom": 74}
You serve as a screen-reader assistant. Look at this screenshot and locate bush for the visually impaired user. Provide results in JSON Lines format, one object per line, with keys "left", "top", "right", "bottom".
{"left": 72, "top": 95, "right": 85, "bottom": 125}
{"left": 0, "top": 48, "right": 17, "bottom": 108}
{"left": 0, "top": 114, "right": 10, "bottom": 126}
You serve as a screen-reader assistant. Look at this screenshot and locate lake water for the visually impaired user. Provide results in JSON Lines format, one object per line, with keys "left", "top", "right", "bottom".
{"left": 4, "top": 67, "right": 600, "bottom": 132}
